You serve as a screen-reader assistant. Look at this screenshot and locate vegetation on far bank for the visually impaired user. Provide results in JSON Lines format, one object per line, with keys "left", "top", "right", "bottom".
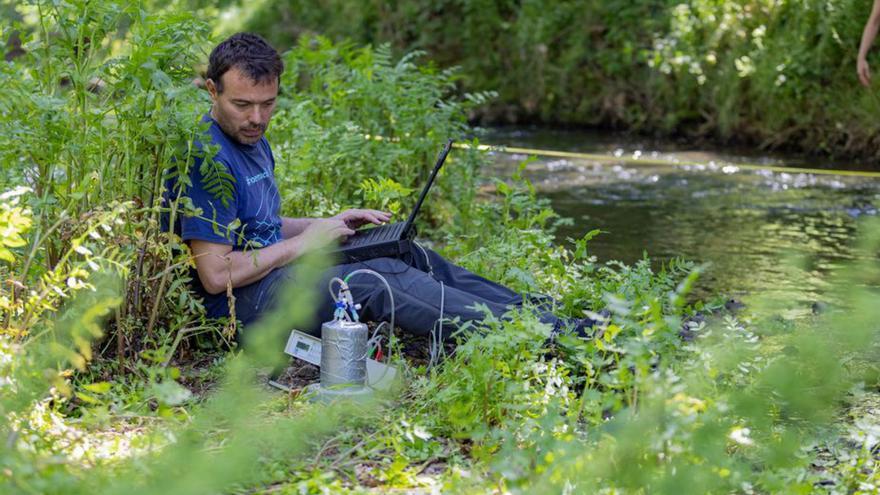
{"left": 240, "top": 0, "right": 880, "bottom": 161}
{"left": 1, "top": 2, "right": 880, "bottom": 494}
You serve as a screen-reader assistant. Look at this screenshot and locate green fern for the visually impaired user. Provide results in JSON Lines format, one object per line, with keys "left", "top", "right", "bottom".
{"left": 199, "top": 154, "right": 236, "bottom": 209}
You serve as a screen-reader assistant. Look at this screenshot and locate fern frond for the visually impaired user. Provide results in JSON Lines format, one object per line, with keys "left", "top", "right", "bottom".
{"left": 199, "top": 157, "right": 236, "bottom": 209}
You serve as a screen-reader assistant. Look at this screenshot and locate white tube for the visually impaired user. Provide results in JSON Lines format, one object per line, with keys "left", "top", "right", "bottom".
{"left": 343, "top": 269, "right": 396, "bottom": 363}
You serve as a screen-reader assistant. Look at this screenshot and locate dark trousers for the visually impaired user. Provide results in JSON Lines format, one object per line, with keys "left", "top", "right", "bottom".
{"left": 222, "top": 248, "right": 560, "bottom": 338}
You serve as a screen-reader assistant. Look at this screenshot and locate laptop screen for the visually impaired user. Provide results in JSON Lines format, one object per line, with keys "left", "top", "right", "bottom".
{"left": 401, "top": 138, "right": 454, "bottom": 237}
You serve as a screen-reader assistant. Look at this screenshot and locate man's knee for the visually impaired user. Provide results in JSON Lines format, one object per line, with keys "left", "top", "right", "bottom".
{"left": 354, "top": 256, "right": 411, "bottom": 274}
{"left": 341, "top": 257, "right": 413, "bottom": 308}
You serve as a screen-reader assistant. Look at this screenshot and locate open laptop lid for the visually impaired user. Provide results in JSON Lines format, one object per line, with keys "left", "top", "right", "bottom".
{"left": 401, "top": 138, "right": 453, "bottom": 238}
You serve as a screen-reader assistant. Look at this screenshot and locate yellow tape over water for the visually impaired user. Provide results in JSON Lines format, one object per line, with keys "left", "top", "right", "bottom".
{"left": 454, "top": 142, "right": 880, "bottom": 179}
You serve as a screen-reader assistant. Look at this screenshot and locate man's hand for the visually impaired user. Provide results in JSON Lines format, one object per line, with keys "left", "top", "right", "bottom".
{"left": 859, "top": 54, "right": 872, "bottom": 87}
{"left": 299, "top": 218, "right": 356, "bottom": 250}
{"left": 332, "top": 208, "right": 392, "bottom": 230}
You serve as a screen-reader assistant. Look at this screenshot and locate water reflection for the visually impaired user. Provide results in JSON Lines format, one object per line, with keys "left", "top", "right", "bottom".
{"left": 486, "top": 129, "right": 880, "bottom": 312}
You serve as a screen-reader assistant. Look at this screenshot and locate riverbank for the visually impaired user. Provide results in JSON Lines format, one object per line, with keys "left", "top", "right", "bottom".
{"left": 240, "top": 0, "right": 880, "bottom": 162}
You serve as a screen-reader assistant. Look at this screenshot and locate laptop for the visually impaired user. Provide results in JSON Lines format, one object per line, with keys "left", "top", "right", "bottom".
{"left": 334, "top": 139, "right": 453, "bottom": 263}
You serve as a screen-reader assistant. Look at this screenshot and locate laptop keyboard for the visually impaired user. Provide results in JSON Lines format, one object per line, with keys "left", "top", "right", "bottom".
{"left": 345, "top": 223, "right": 404, "bottom": 247}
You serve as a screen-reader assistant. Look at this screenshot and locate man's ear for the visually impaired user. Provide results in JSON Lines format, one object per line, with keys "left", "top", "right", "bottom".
{"left": 206, "top": 78, "right": 218, "bottom": 101}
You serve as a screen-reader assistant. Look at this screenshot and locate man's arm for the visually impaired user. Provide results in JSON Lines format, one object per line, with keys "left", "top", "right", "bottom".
{"left": 191, "top": 219, "right": 354, "bottom": 295}
{"left": 858, "top": 0, "right": 880, "bottom": 87}
{"left": 281, "top": 217, "right": 315, "bottom": 239}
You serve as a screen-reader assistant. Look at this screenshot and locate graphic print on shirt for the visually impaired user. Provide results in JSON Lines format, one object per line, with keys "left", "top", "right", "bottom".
{"left": 238, "top": 141, "right": 281, "bottom": 249}
{"left": 242, "top": 183, "right": 282, "bottom": 249}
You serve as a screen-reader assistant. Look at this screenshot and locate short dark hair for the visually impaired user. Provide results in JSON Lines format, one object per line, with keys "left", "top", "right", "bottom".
{"left": 206, "top": 33, "right": 283, "bottom": 93}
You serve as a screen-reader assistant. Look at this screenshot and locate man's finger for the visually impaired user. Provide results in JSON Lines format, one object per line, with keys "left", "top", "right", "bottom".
{"left": 335, "top": 226, "right": 355, "bottom": 237}
{"left": 353, "top": 211, "right": 379, "bottom": 225}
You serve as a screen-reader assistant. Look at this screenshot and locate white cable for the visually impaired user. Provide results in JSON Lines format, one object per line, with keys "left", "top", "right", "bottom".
{"left": 414, "top": 241, "right": 434, "bottom": 276}
{"left": 328, "top": 277, "right": 346, "bottom": 304}
{"left": 428, "top": 281, "right": 445, "bottom": 370}
{"left": 367, "top": 334, "right": 383, "bottom": 349}
{"left": 343, "top": 269, "right": 395, "bottom": 363}
{"left": 368, "top": 321, "right": 388, "bottom": 359}
{"left": 370, "top": 321, "right": 388, "bottom": 344}
{"left": 415, "top": 241, "right": 447, "bottom": 370}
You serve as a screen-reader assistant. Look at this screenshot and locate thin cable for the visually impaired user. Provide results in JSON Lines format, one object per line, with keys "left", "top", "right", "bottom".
{"left": 453, "top": 143, "right": 880, "bottom": 179}
{"left": 363, "top": 133, "right": 880, "bottom": 178}
{"left": 370, "top": 321, "right": 388, "bottom": 346}
{"left": 343, "top": 269, "right": 396, "bottom": 364}
{"left": 416, "top": 240, "right": 440, "bottom": 366}
{"left": 416, "top": 241, "right": 447, "bottom": 370}
{"left": 414, "top": 241, "right": 435, "bottom": 276}
{"left": 428, "top": 281, "right": 446, "bottom": 370}
{"left": 328, "top": 277, "right": 345, "bottom": 302}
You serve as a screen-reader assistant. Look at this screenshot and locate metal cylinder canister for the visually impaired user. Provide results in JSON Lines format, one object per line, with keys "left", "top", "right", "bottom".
{"left": 320, "top": 319, "right": 369, "bottom": 389}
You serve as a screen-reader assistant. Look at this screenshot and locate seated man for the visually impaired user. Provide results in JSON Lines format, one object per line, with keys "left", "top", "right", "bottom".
{"left": 170, "top": 32, "right": 595, "bottom": 342}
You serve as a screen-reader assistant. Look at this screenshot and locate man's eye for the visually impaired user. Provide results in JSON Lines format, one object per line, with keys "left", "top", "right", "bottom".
{"left": 234, "top": 102, "right": 248, "bottom": 109}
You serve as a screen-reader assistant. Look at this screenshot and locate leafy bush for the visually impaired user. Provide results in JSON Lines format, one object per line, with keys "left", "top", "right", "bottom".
{"left": 270, "top": 36, "right": 494, "bottom": 234}
{"left": 0, "top": 1, "right": 216, "bottom": 363}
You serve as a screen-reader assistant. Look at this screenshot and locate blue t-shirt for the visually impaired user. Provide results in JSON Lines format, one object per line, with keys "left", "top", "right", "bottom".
{"left": 179, "top": 115, "right": 282, "bottom": 250}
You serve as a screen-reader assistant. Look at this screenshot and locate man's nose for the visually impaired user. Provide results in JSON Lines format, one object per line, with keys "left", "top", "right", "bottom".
{"left": 247, "top": 106, "right": 262, "bottom": 124}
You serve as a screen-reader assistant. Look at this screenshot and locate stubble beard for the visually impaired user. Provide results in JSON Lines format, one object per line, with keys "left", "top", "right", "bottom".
{"left": 211, "top": 108, "right": 264, "bottom": 145}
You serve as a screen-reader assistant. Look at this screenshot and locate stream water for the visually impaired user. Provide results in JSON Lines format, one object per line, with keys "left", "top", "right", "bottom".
{"left": 485, "top": 127, "right": 880, "bottom": 316}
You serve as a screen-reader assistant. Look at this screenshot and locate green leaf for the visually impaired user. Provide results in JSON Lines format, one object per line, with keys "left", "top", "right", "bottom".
{"left": 82, "top": 381, "right": 112, "bottom": 394}
{"left": 0, "top": 247, "right": 13, "bottom": 263}
{"left": 75, "top": 392, "right": 102, "bottom": 405}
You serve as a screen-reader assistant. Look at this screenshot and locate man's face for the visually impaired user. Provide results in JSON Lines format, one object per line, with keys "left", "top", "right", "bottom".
{"left": 206, "top": 66, "right": 278, "bottom": 145}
